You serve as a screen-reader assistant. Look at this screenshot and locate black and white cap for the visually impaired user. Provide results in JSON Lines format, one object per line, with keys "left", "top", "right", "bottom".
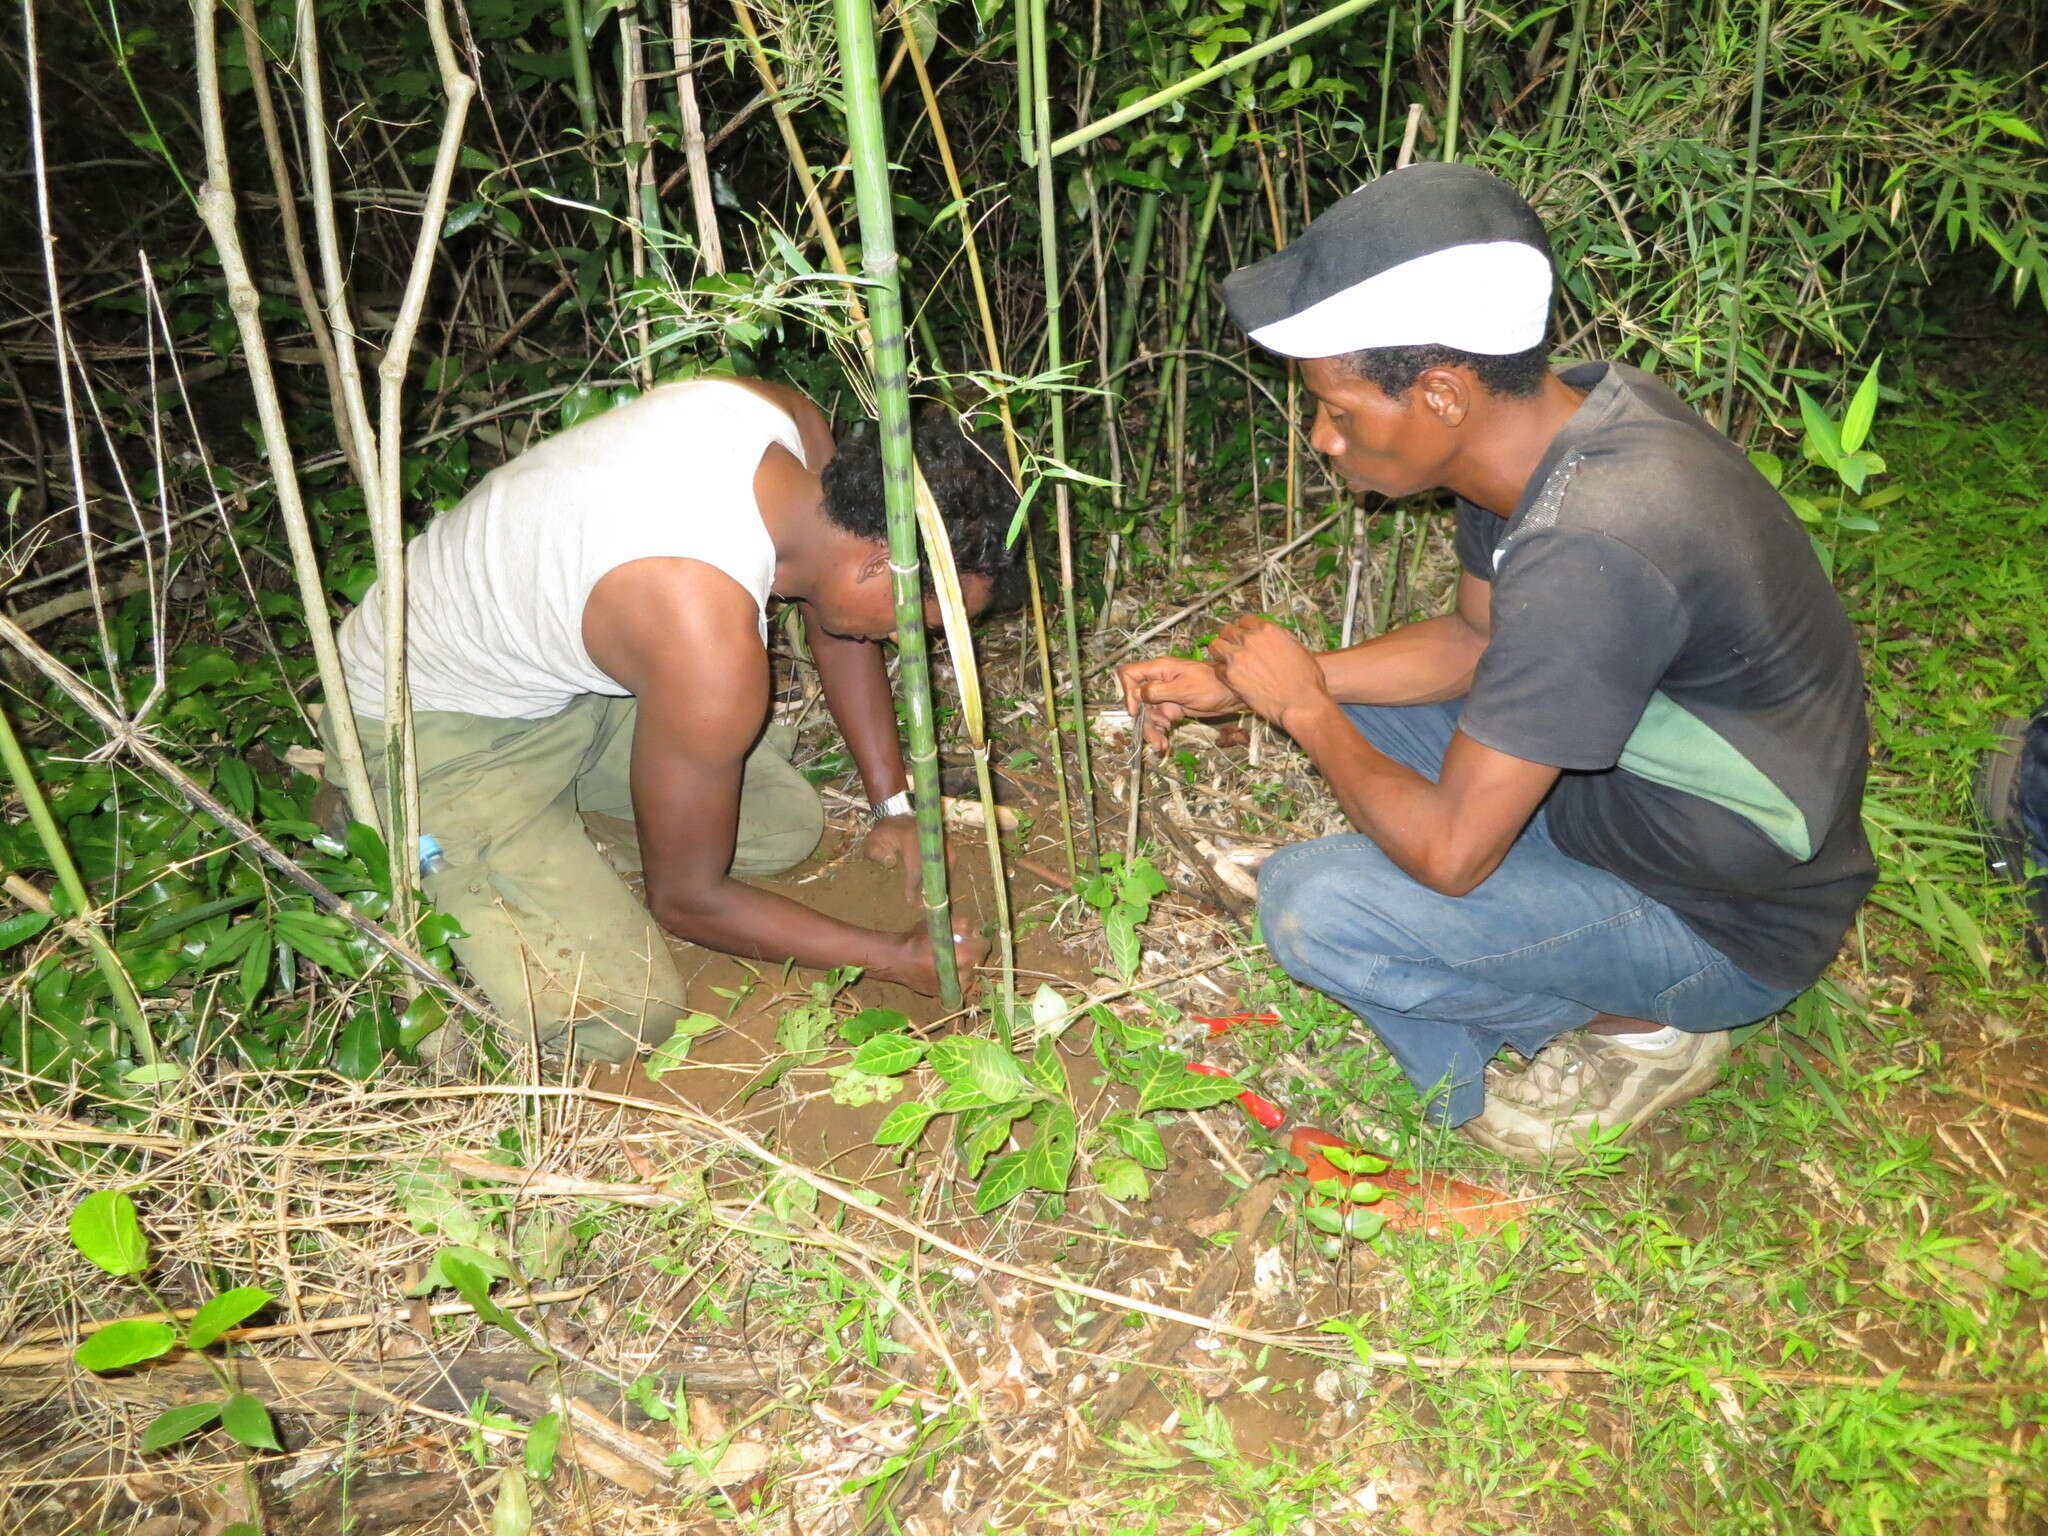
{"left": 1222, "top": 163, "right": 1554, "bottom": 359}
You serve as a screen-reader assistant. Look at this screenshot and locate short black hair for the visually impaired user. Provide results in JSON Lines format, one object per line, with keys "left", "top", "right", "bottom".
{"left": 1337, "top": 343, "right": 1551, "bottom": 400}
{"left": 821, "top": 407, "right": 1026, "bottom": 612}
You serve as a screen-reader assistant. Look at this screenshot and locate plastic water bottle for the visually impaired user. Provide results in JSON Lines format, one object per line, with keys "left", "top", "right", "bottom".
{"left": 418, "top": 834, "right": 445, "bottom": 877}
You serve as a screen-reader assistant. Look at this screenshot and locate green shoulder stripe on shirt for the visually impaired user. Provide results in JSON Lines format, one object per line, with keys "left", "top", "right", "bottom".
{"left": 1616, "top": 692, "right": 1813, "bottom": 860}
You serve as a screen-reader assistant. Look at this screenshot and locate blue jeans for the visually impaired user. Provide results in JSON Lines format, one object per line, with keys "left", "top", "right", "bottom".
{"left": 1257, "top": 701, "right": 1799, "bottom": 1127}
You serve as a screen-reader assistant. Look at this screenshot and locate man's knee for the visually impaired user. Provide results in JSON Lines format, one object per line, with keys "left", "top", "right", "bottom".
{"left": 1260, "top": 839, "right": 1385, "bottom": 976}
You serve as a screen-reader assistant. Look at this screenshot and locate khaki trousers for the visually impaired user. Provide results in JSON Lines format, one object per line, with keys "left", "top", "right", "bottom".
{"left": 331, "top": 695, "right": 823, "bottom": 1061}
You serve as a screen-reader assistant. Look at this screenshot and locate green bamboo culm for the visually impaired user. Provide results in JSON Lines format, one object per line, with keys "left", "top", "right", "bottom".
{"left": 1720, "top": 0, "right": 1775, "bottom": 433}
{"left": 0, "top": 701, "right": 155, "bottom": 1065}
{"left": 833, "top": 0, "right": 962, "bottom": 1008}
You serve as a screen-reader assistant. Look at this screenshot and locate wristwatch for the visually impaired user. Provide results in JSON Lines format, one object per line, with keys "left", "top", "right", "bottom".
{"left": 871, "top": 790, "right": 914, "bottom": 821}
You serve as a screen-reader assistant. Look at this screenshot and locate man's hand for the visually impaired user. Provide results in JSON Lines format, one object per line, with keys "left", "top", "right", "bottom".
{"left": 1208, "top": 616, "right": 1334, "bottom": 735}
{"left": 1116, "top": 656, "right": 1244, "bottom": 749}
{"left": 859, "top": 814, "right": 933, "bottom": 902}
{"left": 873, "top": 928, "right": 990, "bottom": 997}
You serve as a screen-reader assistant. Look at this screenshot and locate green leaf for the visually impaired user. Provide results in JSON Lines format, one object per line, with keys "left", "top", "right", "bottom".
{"left": 237, "top": 930, "right": 271, "bottom": 1008}
{"left": 1839, "top": 358, "right": 1883, "bottom": 455}
{"left": 1134, "top": 1054, "right": 1244, "bottom": 1115}
{"left": 826, "top": 1064, "right": 903, "bottom": 1107}
{"left": 75, "top": 1319, "right": 179, "bottom": 1372}
{"left": 276, "top": 908, "right": 359, "bottom": 974}
{"left": 646, "top": 1012, "right": 725, "bottom": 1078}
{"left": 1104, "top": 906, "right": 1141, "bottom": 980}
{"left": 0, "top": 910, "right": 51, "bottom": 948}
{"left": 928, "top": 1036, "right": 1030, "bottom": 1104}
{"left": 840, "top": 1005, "right": 910, "bottom": 1044}
{"left": 69, "top": 1191, "right": 149, "bottom": 1277}
{"left": 123, "top": 1063, "right": 186, "bottom": 1087}
{"left": 1983, "top": 111, "right": 2043, "bottom": 146}
{"left": 336, "top": 1008, "right": 386, "bottom": 1081}
{"left": 1029, "top": 983, "right": 1075, "bottom": 1039}
{"left": 410, "top": 1242, "right": 513, "bottom": 1295}
{"left": 493, "top": 1466, "right": 533, "bottom": 1536}
{"left": 1795, "top": 388, "right": 1842, "bottom": 467}
{"left": 1110, "top": 1114, "right": 1168, "bottom": 1170}
{"left": 874, "top": 1099, "right": 939, "bottom": 1147}
{"left": 220, "top": 1391, "right": 282, "bottom": 1450}
{"left": 185, "top": 1286, "right": 273, "bottom": 1350}
{"left": 973, "top": 1150, "right": 1031, "bottom": 1213}
{"left": 443, "top": 199, "right": 489, "bottom": 237}
{"left": 1093, "top": 1156, "right": 1151, "bottom": 1202}
{"left": 525, "top": 1411, "right": 562, "bottom": 1480}
{"left": 1747, "top": 449, "right": 1784, "bottom": 488}
{"left": 1023, "top": 1099, "right": 1077, "bottom": 1193}
{"left": 851, "top": 1032, "right": 925, "bottom": 1077}
{"left": 139, "top": 1401, "right": 221, "bottom": 1452}
{"left": 440, "top": 1251, "right": 519, "bottom": 1333}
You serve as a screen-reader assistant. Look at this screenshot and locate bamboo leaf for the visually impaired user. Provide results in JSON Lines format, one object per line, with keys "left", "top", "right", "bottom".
{"left": 75, "top": 1319, "right": 178, "bottom": 1373}
{"left": 140, "top": 1401, "right": 221, "bottom": 1452}
{"left": 185, "top": 1286, "right": 274, "bottom": 1350}
{"left": 69, "top": 1191, "right": 149, "bottom": 1277}
{"left": 1839, "top": 360, "right": 1883, "bottom": 454}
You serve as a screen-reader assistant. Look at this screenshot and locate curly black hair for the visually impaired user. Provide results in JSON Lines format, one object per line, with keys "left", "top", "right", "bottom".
{"left": 1338, "top": 343, "right": 1552, "bottom": 400}
{"left": 821, "top": 407, "right": 1026, "bottom": 612}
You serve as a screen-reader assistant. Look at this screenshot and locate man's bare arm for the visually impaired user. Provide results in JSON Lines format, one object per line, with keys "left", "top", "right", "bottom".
{"left": 584, "top": 558, "right": 950, "bottom": 989}
{"left": 806, "top": 615, "right": 909, "bottom": 804}
{"left": 1315, "top": 571, "right": 1493, "bottom": 706}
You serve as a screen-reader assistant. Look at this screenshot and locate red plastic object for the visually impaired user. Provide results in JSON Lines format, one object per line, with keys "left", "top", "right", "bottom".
{"left": 1187, "top": 1061, "right": 1286, "bottom": 1129}
{"left": 1194, "top": 1011, "right": 1282, "bottom": 1037}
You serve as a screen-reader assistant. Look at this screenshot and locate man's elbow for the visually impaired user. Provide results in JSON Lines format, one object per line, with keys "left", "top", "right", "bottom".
{"left": 647, "top": 879, "right": 722, "bottom": 939}
{"left": 1413, "top": 846, "right": 1497, "bottom": 898}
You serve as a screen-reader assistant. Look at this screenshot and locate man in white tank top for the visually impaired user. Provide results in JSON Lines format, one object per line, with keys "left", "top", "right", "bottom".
{"left": 327, "top": 378, "right": 1020, "bottom": 1064}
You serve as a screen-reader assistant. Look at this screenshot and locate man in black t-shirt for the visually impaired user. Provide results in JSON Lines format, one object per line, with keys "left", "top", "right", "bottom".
{"left": 1118, "top": 165, "right": 1875, "bottom": 1164}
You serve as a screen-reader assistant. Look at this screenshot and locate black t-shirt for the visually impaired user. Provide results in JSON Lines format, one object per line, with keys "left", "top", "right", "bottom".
{"left": 1453, "top": 360, "right": 1875, "bottom": 989}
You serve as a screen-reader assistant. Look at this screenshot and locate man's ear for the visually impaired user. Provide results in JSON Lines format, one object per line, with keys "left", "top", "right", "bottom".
{"left": 1417, "top": 366, "right": 1473, "bottom": 428}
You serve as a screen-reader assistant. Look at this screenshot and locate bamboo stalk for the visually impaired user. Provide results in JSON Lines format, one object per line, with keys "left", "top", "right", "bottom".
{"left": 562, "top": 0, "right": 601, "bottom": 141}
{"left": 1444, "top": 0, "right": 1468, "bottom": 160}
{"left": 189, "top": 0, "right": 379, "bottom": 837}
{"left": 0, "top": 719, "right": 153, "bottom": 1065}
{"left": 1046, "top": 0, "right": 1378, "bottom": 159}
{"left": 670, "top": 0, "right": 726, "bottom": 273}
{"left": 1029, "top": 0, "right": 1098, "bottom": 864}
{"left": 832, "top": 0, "right": 960, "bottom": 1007}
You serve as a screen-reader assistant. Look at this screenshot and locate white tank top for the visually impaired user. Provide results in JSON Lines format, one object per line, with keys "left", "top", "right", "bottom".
{"left": 338, "top": 380, "right": 807, "bottom": 720}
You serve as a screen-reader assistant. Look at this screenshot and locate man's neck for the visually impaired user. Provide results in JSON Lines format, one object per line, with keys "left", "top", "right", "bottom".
{"left": 1448, "top": 371, "right": 1591, "bottom": 517}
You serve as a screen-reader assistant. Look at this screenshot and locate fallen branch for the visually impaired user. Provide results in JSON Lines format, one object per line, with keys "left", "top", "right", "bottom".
{"left": 1946, "top": 1080, "right": 2048, "bottom": 1127}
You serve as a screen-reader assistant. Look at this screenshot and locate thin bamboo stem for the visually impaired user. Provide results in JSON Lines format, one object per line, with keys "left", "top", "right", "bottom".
{"left": 1720, "top": 0, "right": 1773, "bottom": 433}
{"left": 1444, "top": 0, "right": 1467, "bottom": 160}
{"left": 562, "top": 0, "right": 601, "bottom": 141}
{"left": 190, "top": 0, "right": 378, "bottom": 836}
{"left": 833, "top": 0, "right": 960, "bottom": 1008}
{"left": 0, "top": 711, "right": 153, "bottom": 1066}
{"left": 1029, "top": 0, "right": 1097, "bottom": 863}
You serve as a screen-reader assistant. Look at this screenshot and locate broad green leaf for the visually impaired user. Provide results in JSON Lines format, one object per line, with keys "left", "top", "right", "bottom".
{"left": 139, "top": 1401, "right": 221, "bottom": 1452}
{"left": 123, "top": 1063, "right": 185, "bottom": 1087}
{"left": 874, "top": 1100, "right": 939, "bottom": 1147}
{"left": 1093, "top": 1156, "right": 1151, "bottom": 1202}
{"left": 221, "top": 1392, "right": 282, "bottom": 1450}
{"left": 1104, "top": 907, "right": 1141, "bottom": 980}
{"left": 69, "top": 1191, "right": 149, "bottom": 1277}
{"left": 185, "top": 1286, "right": 273, "bottom": 1350}
{"left": 525, "top": 1411, "right": 562, "bottom": 1479}
{"left": 1795, "top": 388, "right": 1841, "bottom": 466}
{"left": 336, "top": 1009, "right": 386, "bottom": 1081}
{"left": 840, "top": 1005, "right": 910, "bottom": 1044}
{"left": 1110, "top": 1114, "right": 1169, "bottom": 1170}
{"left": 1023, "top": 1099, "right": 1077, "bottom": 1193}
{"left": 646, "top": 1012, "right": 725, "bottom": 1078}
{"left": 440, "top": 1251, "right": 519, "bottom": 1333}
{"left": 973, "top": 1149, "right": 1031, "bottom": 1213}
{"left": 1746, "top": 449, "right": 1784, "bottom": 488}
{"left": 1344, "top": 1207, "right": 1388, "bottom": 1242}
{"left": 493, "top": 1466, "right": 533, "bottom": 1536}
{"left": 409, "top": 1242, "right": 513, "bottom": 1295}
{"left": 0, "top": 910, "right": 51, "bottom": 948}
{"left": 1984, "top": 111, "right": 2043, "bottom": 146}
{"left": 851, "top": 1032, "right": 925, "bottom": 1077}
{"left": 1839, "top": 359, "right": 1883, "bottom": 454}
{"left": 75, "top": 1319, "right": 178, "bottom": 1372}
{"left": 1135, "top": 1055, "right": 1243, "bottom": 1115}
{"left": 826, "top": 1064, "right": 903, "bottom": 1107}
{"left": 958, "top": 1101, "right": 1025, "bottom": 1176}
{"left": 928, "top": 1036, "right": 1030, "bottom": 1104}
{"left": 237, "top": 931, "right": 271, "bottom": 1009}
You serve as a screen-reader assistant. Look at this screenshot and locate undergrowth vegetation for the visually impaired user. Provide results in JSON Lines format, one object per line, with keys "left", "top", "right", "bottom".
{"left": 3, "top": 0, "right": 2046, "bottom": 1528}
